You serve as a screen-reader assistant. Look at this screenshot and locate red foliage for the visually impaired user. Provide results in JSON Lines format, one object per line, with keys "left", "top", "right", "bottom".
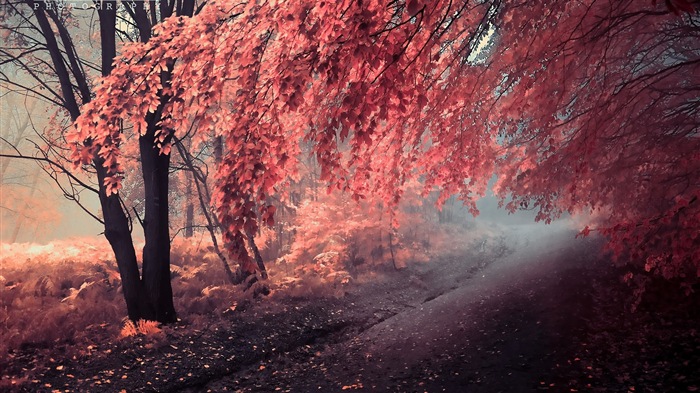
{"left": 72, "top": 0, "right": 698, "bottom": 284}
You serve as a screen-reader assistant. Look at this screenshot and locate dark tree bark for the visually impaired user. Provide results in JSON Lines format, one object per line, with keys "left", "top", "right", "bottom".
{"left": 247, "top": 231, "right": 268, "bottom": 280}
{"left": 96, "top": 161, "right": 150, "bottom": 320}
{"left": 139, "top": 125, "right": 176, "bottom": 322}
{"left": 185, "top": 173, "right": 195, "bottom": 238}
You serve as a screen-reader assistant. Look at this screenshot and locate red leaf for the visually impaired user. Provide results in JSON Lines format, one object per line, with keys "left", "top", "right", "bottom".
{"left": 406, "top": 0, "right": 421, "bottom": 16}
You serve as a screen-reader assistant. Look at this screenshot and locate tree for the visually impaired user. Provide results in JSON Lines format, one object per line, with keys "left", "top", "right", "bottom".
{"left": 71, "top": 0, "right": 498, "bottom": 273}
{"left": 4, "top": 0, "right": 695, "bottom": 322}
{"left": 77, "top": 0, "right": 697, "bottom": 294}
{"left": 1, "top": 0, "right": 203, "bottom": 322}
{"left": 487, "top": 0, "right": 699, "bottom": 287}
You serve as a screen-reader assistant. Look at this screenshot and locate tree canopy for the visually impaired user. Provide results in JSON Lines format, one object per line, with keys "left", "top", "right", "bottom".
{"left": 70, "top": 0, "right": 698, "bottom": 283}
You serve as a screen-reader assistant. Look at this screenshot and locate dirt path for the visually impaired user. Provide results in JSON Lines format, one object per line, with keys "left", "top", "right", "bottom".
{"left": 8, "top": 223, "right": 699, "bottom": 392}
{"left": 199, "top": 224, "right": 604, "bottom": 393}
{"left": 196, "top": 223, "right": 699, "bottom": 393}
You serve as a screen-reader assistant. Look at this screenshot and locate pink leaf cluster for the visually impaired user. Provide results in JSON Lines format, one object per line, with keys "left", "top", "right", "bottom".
{"left": 72, "top": 0, "right": 699, "bottom": 281}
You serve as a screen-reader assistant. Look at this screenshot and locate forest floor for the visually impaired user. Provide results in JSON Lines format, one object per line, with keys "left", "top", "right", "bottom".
{"left": 3, "top": 223, "right": 699, "bottom": 393}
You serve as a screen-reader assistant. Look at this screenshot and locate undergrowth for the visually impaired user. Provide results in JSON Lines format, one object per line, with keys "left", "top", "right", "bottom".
{"left": 0, "top": 220, "right": 483, "bottom": 367}
{"left": 0, "top": 236, "right": 243, "bottom": 363}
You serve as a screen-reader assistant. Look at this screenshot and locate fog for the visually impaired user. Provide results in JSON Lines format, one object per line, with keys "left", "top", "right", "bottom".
{"left": 0, "top": 173, "right": 104, "bottom": 243}
{"left": 0, "top": 182, "right": 570, "bottom": 244}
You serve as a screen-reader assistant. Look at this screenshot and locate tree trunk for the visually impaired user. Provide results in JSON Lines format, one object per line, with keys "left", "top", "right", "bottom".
{"left": 247, "top": 231, "right": 268, "bottom": 279}
{"left": 139, "top": 122, "right": 177, "bottom": 323}
{"left": 92, "top": 0, "right": 156, "bottom": 321}
{"left": 23, "top": 0, "right": 192, "bottom": 324}
{"left": 213, "top": 136, "right": 223, "bottom": 163}
{"left": 95, "top": 162, "right": 149, "bottom": 321}
{"left": 389, "top": 230, "right": 399, "bottom": 270}
{"left": 185, "top": 172, "right": 194, "bottom": 238}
